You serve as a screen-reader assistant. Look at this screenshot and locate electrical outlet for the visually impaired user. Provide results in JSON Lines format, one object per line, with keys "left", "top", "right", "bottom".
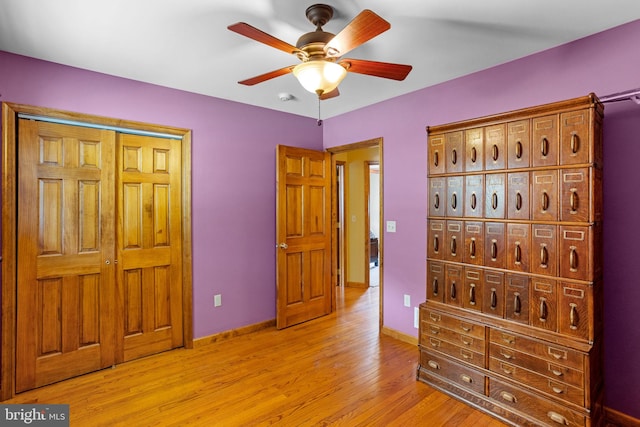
{"left": 386, "top": 220, "right": 397, "bottom": 233}
{"left": 214, "top": 294, "right": 222, "bottom": 307}
{"left": 404, "top": 294, "right": 411, "bottom": 307}
{"left": 414, "top": 307, "right": 419, "bottom": 328}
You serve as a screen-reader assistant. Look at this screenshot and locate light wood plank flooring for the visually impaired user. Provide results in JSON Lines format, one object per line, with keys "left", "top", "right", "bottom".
{"left": 6, "top": 286, "right": 505, "bottom": 426}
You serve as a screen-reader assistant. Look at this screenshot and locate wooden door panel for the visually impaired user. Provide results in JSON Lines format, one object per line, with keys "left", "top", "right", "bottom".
{"left": 117, "top": 134, "right": 183, "bottom": 362}
{"left": 276, "top": 145, "right": 332, "bottom": 329}
{"left": 17, "top": 120, "right": 116, "bottom": 392}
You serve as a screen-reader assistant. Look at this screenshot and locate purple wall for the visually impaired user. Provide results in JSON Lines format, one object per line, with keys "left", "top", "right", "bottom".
{"left": 2, "top": 18, "right": 640, "bottom": 418}
{"left": 323, "top": 19, "right": 640, "bottom": 418}
{"left": 0, "top": 51, "right": 323, "bottom": 338}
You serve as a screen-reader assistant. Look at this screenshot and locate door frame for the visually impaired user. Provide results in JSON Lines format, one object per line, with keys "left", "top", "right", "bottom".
{"left": 328, "top": 137, "right": 383, "bottom": 329}
{"left": 1, "top": 102, "right": 194, "bottom": 400}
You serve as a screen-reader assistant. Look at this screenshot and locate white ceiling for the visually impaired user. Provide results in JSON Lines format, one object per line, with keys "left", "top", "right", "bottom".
{"left": 1, "top": 1, "right": 640, "bottom": 119}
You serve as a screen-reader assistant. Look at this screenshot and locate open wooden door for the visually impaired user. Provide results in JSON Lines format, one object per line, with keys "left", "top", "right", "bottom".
{"left": 276, "top": 145, "right": 333, "bottom": 329}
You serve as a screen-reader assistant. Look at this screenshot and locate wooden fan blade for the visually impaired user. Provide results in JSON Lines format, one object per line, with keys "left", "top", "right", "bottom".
{"left": 320, "top": 88, "right": 340, "bottom": 100}
{"left": 324, "top": 10, "right": 390, "bottom": 57}
{"left": 340, "top": 58, "right": 412, "bottom": 81}
{"left": 238, "top": 66, "right": 296, "bottom": 86}
{"left": 228, "top": 22, "right": 301, "bottom": 56}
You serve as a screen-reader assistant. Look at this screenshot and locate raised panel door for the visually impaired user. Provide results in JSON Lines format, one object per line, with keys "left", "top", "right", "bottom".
{"left": 464, "top": 128, "right": 484, "bottom": 172}
{"left": 428, "top": 133, "right": 446, "bottom": 175}
{"left": 464, "top": 174, "right": 484, "bottom": 218}
{"left": 507, "top": 119, "right": 530, "bottom": 169}
{"left": 485, "top": 124, "right": 506, "bottom": 170}
{"left": 16, "top": 120, "right": 116, "bottom": 392}
{"left": 532, "top": 115, "right": 558, "bottom": 167}
{"left": 117, "top": 134, "right": 183, "bottom": 361}
{"left": 560, "top": 109, "right": 591, "bottom": 165}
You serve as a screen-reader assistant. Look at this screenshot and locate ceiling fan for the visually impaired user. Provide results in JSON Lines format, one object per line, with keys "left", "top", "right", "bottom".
{"left": 228, "top": 4, "right": 413, "bottom": 100}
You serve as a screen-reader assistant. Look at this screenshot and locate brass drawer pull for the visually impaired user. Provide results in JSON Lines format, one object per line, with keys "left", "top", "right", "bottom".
{"left": 460, "top": 323, "right": 472, "bottom": 332}
{"left": 541, "top": 137, "right": 549, "bottom": 157}
{"left": 427, "top": 360, "right": 440, "bottom": 370}
{"left": 501, "top": 365, "right": 514, "bottom": 375}
{"left": 515, "top": 192, "right": 522, "bottom": 211}
{"left": 570, "top": 190, "right": 578, "bottom": 212}
{"left": 461, "top": 337, "right": 473, "bottom": 346}
{"left": 500, "top": 350, "right": 514, "bottom": 360}
{"left": 540, "top": 246, "right": 548, "bottom": 267}
{"left": 490, "top": 289, "right": 498, "bottom": 310}
{"left": 434, "top": 194, "right": 440, "bottom": 209}
{"left": 470, "top": 239, "right": 476, "bottom": 258}
{"left": 429, "top": 313, "right": 441, "bottom": 322}
{"left": 451, "top": 193, "right": 457, "bottom": 210}
{"left": 542, "top": 191, "right": 550, "bottom": 211}
{"left": 492, "top": 144, "right": 499, "bottom": 161}
{"left": 549, "top": 347, "right": 567, "bottom": 360}
{"left": 434, "top": 151, "right": 439, "bottom": 167}
{"left": 469, "top": 284, "right": 476, "bottom": 306}
{"left": 570, "top": 133, "right": 579, "bottom": 154}
{"left": 432, "top": 278, "right": 439, "bottom": 296}
{"left": 492, "top": 192, "right": 498, "bottom": 210}
{"left": 539, "top": 299, "right": 548, "bottom": 321}
{"left": 515, "top": 141, "right": 523, "bottom": 159}
{"left": 570, "top": 248, "right": 578, "bottom": 270}
{"left": 500, "top": 391, "right": 517, "bottom": 403}
{"left": 471, "top": 147, "right": 477, "bottom": 163}
{"left": 450, "top": 237, "right": 457, "bottom": 256}
{"left": 461, "top": 350, "right": 472, "bottom": 360}
{"left": 513, "top": 294, "right": 521, "bottom": 315}
{"left": 460, "top": 374, "right": 473, "bottom": 384}
{"left": 429, "top": 338, "right": 441, "bottom": 348}
{"left": 552, "top": 386, "right": 564, "bottom": 394}
{"left": 501, "top": 334, "right": 515, "bottom": 345}
{"left": 548, "top": 411, "right": 569, "bottom": 425}
{"left": 470, "top": 193, "right": 477, "bottom": 210}
{"left": 549, "top": 366, "right": 564, "bottom": 377}
{"left": 491, "top": 242, "right": 498, "bottom": 260}
{"left": 450, "top": 281, "right": 457, "bottom": 300}
{"left": 569, "top": 303, "right": 578, "bottom": 330}
{"left": 452, "top": 149, "right": 457, "bottom": 165}
{"left": 514, "top": 244, "right": 521, "bottom": 264}
{"left": 433, "top": 236, "right": 439, "bottom": 252}
{"left": 430, "top": 326, "right": 440, "bottom": 335}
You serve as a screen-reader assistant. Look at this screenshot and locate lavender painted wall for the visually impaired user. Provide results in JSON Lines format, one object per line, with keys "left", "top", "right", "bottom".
{"left": 323, "top": 19, "right": 640, "bottom": 418}
{"left": 0, "top": 51, "right": 323, "bottom": 338}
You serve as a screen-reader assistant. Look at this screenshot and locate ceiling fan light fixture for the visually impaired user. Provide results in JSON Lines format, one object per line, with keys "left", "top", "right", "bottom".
{"left": 293, "top": 60, "right": 347, "bottom": 96}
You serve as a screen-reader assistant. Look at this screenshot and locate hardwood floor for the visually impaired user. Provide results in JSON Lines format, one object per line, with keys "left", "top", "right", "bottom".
{"left": 5, "top": 286, "right": 505, "bottom": 426}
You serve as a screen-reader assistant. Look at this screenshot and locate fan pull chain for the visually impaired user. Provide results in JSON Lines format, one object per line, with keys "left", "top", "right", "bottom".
{"left": 317, "top": 96, "right": 323, "bottom": 126}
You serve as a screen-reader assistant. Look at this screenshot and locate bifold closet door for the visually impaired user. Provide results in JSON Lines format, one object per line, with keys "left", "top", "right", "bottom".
{"left": 16, "top": 120, "right": 117, "bottom": 392}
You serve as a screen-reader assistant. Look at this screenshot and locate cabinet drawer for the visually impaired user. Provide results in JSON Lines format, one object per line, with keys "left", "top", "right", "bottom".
{"left": 560, "top": 109, "right": 592, "bottom": 166}
{"left": 427, "top": 261, "right": 445, "bottom": 303}
{"left": 464, "top": 175, "right": 484, "bottom": 218}
{"left": 446, "top": 131, "right": 464, "bottom": 174}
{"left": 561, "top": 168, "right": 591, "bottom": 222}
{"left": 463, "top": 221, "right": 484, "bottom": 265}
{"left": 489, "top": 378, "right": 586, "bottom": 426}
{"left": 428, "top": 133, "right": 446, "bottom": 175}
{"left": 445, "top": 264, "right": 464, "bottom": 307}
{"left": 558, "top": 282, "right": 594, "bottom": 342}
{"left": 424, "top": 336, "right": 485, "bottom": 368}
{"left": 429, "top": 177, "right": 446, "bottom": 217}
{"left": 420, "top": 349, "right": 486, "bottom": 395}
{"left": 485, "top": 222, "right": 506, "bottom": 269}
{"left": 447, "top": 176, "right": 464, "bottom": 217}
{"left": 507, "top": 119, "right": 530, "bottom": 169}
{"left": 485, "top": 173, "right": 506, "bottom": 219}
{"left": 490, "top": 329, "right": 584, "bottom": 371}
{"left": 446, "top": 220, "right": 463, "bottom": 262}
{"left": 422, "top": 308, "right": 485, "bottom": 340}
{"left": 483, "top": 270, "right": 504, "bottom": 319}
{"left": 463, "top": 267, "right": 483, "bottom": 312}
{"left": 532, "top": 170, "right": 559, "bottom": 222}
{"left": 507, "top": 171, "right": 530, "bottom": 220}
{"left": 465, "top": 128, "right": 484, "bottom": 173}
{"left": 560, "top": 226, "right": 593, "bottom": 281}
{"left": 531, "top": 278, "right": 558, "bottom": 332}
{"left": 506, "top": 223, "right": 530, "bottom": 273}
{"left": 489, "top": 358, "right": 584, "bottom": 406}
{"left": 485, "top": 124, "right": 506, "bottom": 170}
{"left": 422, "top": 322, "right": 485, "bottom": 353}
{"left": 531, "top": 224, "right": 558, "bottom": 277}
{"left": 505, "top": 274, "right": 529, "bottom": 325}
{"left": 427, "top": 219, "right": 445, "bottom": 260}
{"left": 532, "top": 115, "right": 559, "bottom": 167}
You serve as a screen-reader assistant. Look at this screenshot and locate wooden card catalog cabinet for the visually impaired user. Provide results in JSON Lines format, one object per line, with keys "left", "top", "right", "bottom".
{"left": 419, "top": 95, "right": 604, "bottom": 427}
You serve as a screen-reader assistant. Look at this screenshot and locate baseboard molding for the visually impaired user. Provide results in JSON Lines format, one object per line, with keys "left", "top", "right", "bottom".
{"left": 193, "top": 318, "right": 276, "bottom": 348}
{"left": 381, "top": 326, "right": 418, "bottom": 346}
{"left": 606, "top": 406, "right": 640, "bottom": 427}
{"left": 346, "top": 281, "right": 368, "bottom": 288}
